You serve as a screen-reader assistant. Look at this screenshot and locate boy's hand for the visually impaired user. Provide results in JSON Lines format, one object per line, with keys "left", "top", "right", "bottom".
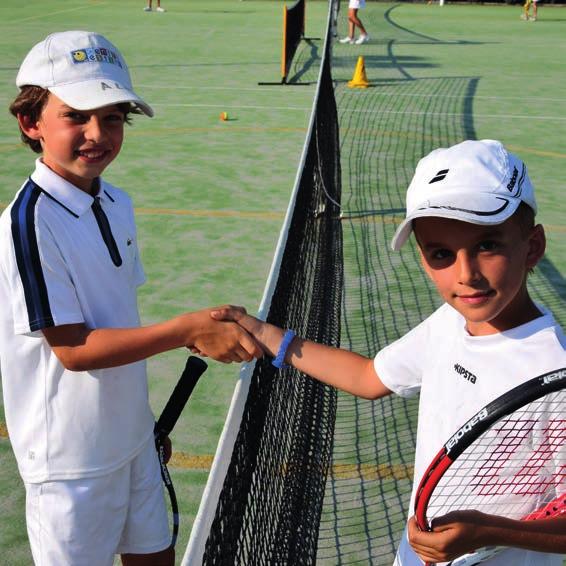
{"left": 407, "top": 512, "right": 483, "bottom": 564}
{"left": 210, "top": 305, "right": 282, "bottom": 358}
{"left": 178, "top": 307, "right": 264, "bottom": 363}
{"left": 210, "top": 305, "right": 262, "bottom": 334}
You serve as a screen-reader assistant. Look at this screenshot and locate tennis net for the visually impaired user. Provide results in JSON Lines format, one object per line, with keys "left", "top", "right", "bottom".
{"left": 183, "top": 1, "right": 342, "bottom": 563}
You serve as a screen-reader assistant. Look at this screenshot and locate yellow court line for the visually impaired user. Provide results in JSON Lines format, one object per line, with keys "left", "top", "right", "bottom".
{"left": 0, "top": 202, "right": 284, "bottom": 220}
{"left": 507, "top": 145, "right": 566, "bottom": 160}
{"left": 135, "top": 207, "right": 284, "bottom": 220}
{"left": 0, "top": 203, "right": 564, "bottom": 230}
{"left": 1, "top": 427, "right": 411, "bottom": 478}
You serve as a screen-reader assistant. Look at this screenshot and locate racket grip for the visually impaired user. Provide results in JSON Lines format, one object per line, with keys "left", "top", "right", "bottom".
{"left": 154, "top": 356, "right": 208, "bottom": 439}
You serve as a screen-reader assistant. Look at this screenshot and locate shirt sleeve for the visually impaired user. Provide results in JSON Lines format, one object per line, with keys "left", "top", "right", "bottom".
{"left": 8, "top": 211, "right": 84, "bottom": 335}
{"left": 374, "top": 313, "right": 434, "bottom": 398}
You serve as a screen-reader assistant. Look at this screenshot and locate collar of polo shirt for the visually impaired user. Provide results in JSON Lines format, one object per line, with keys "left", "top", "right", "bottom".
{"left": 30, "top": 159, "right": 113, "bottom": 216}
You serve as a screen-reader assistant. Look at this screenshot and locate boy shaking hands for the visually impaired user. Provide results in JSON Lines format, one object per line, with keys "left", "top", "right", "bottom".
{"left": 213, "top": 140, "right": 566, "bottom": 565}
{"left": 0, "top": 31, "right": 261, "bottom": 566}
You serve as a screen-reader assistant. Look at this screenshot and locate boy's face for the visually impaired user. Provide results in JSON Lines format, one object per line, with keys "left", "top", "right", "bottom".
{"left": 19, "top": 93, "right": 125, "bottom": 193}
{"left": 414, "top": 215, "right": 545, "bottom": 336}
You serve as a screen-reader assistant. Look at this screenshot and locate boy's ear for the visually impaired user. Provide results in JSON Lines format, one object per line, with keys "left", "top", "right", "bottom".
{"left": 526, "top": 224, "right": 546, "bottom": 269}
{"left": 17, "top": 113, "right": 42, "bottom": 141}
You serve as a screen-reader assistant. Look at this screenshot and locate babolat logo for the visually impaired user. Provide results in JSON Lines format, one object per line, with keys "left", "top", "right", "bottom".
{"left": 71, "top": 47, "right": 123, "bottom": 68}
{"left": 429, "top": 169, "right": 449, "bottom": 184}
{"left": 506, "top": 166, "right": 518, "bottom": 191}
{"left": 446, "top": 408, "right": 489, "bottom": 453}
{"left": 454, "top": 363, "right": 477, "bottom": 384}
{"left": 542, "top": 368, "right": 566, "bottom": 385}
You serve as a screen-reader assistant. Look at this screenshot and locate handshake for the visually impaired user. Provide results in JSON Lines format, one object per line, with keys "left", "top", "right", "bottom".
{"left": 185, "top": 305, "right": 285, "bottom": 365}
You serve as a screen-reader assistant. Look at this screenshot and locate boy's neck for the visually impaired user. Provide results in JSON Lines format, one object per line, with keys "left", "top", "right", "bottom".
{"left": 465, "top": 294, "right": 542, "bottom": 336}
{"left": 39, "top": 159, "right": 100, "bottom": 196}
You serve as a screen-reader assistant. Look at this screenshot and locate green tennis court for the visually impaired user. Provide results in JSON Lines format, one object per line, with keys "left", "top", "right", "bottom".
{"left": 0, "top": 1, "right": 564, "bottom": 564}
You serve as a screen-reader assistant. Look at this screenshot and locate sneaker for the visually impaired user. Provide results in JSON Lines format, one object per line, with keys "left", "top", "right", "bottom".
{"left": 355, "top": 34, "right": 370, "bottom": 45}
{"left": 156, "top": 6, "right": 166, "bottom": 11}
{"left": 520, "top": 13, "right": 528, "bottom": 20}
{"left": 339, "top": 36, "right": 354, "bottom": 44}
{"left": 143, "top": 6, "right": 152, "bottom": 11}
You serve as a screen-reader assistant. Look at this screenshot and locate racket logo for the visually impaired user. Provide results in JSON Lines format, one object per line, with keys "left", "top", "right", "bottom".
{"left": 446, "top": 407, "right": 489, "bottom": 453}
{"left": 542, "top": 368, "right": 566, "bottom": 385}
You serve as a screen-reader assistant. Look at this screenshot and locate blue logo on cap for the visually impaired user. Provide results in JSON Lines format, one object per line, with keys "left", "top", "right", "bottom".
{"left": 71, "top": 47, "right": 122, "bottom": 68}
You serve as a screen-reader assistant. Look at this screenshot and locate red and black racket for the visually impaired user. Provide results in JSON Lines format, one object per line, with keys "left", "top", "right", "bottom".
{"left": 154, "top": 355, "right": 208, "bottom": 547}
{"left": 414, "top": 367, "right": 566, "bottom": 565}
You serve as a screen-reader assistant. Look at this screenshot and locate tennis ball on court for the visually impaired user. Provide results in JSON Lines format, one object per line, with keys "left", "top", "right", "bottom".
{"left": 220, "top": 111, "right": 229, "bottom": 121}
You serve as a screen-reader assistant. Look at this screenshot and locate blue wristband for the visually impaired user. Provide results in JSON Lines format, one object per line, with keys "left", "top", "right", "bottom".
{"left": 272, "top": 330, "right": 296, "bottom": 369}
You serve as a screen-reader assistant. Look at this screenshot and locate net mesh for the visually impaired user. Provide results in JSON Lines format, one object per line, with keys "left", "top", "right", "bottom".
{"left": 192, "top": 2, "right": 566, "bottom": 564}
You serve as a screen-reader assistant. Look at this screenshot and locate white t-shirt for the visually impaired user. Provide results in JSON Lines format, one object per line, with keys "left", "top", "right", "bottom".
{"left": 374, "top": 302, "right": 566, "bottom": 566}
{"left": 0, "top": 160, "right": 155, "bottom": 482}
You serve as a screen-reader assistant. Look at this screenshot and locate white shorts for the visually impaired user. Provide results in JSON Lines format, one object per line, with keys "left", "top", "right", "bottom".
{"left": 25, "top": 436, "right": 170, "bottom": 566}
{"left": 349, "top": 0, "right": 366, "bottom": 9}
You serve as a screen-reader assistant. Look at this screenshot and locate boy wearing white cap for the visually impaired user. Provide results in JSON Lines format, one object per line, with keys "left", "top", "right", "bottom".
{"left": 212, "top": 140, "right": 566, "bottom": 565}
{"left": 1, "top": 31, "right": 261, "bottom": 566}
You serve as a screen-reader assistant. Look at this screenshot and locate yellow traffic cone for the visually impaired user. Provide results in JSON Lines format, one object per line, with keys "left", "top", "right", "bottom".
{"left": 348, "top": 56, "right": 369, "bottom": 88}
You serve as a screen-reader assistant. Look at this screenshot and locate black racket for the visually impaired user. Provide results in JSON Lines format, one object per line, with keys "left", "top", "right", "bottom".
{"left": 414, "top": 367, "right": 566, "bottom": 565}
{"left": 154, "top": 355, "right": 208, "bottom": 547}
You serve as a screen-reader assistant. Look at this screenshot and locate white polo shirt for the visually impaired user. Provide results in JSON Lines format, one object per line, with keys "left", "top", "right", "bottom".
{"left": 0, "top": 159, "right": 154, "bottom": 483}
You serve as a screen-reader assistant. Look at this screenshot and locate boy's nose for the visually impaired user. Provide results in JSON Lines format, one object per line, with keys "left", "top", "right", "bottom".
{"left": 84, "top": 117, "right": 105, "bottom": 141}
{"left": 456, "top": 251, "right": 480, "bottom": 285}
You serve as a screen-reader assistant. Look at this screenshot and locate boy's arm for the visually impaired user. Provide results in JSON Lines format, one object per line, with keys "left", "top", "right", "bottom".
{"left": 211, "top": 306, "right": 392, "bottom": 400}
{"left": 42, "top": 307, "right": 263, "bottom": 371}
{"left": 407, "top": 512, "right": 566, "bottom": 563}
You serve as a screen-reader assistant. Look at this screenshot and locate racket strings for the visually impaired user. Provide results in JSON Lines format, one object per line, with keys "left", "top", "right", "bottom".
{"left": 427, "top": 391, "right": 565, "bottom": 523}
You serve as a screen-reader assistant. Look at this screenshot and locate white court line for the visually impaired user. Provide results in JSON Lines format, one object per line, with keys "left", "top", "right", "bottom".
{"left": 7, "top": 1, "right": 109, "bottom": 23}
{"left": 152, "top": 102, "right": 566, "bottom": 122}
{"left": 140, "top": 84, "right": 566, "bottom": 104}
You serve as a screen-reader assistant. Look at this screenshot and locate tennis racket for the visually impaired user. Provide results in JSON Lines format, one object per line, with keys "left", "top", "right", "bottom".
{"left": 414, "top": 367, "right": 566, "bottom": 566}
{"left": 155, "top": 355, "right": 208, "bottom": 547}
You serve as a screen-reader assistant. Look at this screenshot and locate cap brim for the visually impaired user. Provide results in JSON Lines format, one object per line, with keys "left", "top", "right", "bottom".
{"left": 49, "top": 79, "right": 154, "bottom": 117}
{"left": 390, "top": 192, "right": 522, "bottom": 251}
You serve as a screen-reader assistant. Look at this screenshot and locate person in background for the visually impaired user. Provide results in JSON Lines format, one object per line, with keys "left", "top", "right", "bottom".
{"left": 339, "top": 0, "right": 370, "bottom": 45}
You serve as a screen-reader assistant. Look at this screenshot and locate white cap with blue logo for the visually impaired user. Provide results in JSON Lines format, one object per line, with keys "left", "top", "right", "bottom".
{"left": 16, "top": 30, "right": 154, "bottom": 117}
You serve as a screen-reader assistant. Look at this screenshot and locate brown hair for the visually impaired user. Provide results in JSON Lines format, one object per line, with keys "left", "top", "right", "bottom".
{"left": 9, "top": 86, "right": 139, "bottom": 154}
{"left": 9, "top": 86, "right": 50, "bottom": 153}
{"left": 513, "top": 201, "right": 536, "bottom": 239}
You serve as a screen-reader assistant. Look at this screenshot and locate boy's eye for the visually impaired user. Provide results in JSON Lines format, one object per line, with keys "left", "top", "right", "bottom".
{"left": 430, "top": 248, "right": 452, "bottom": 261}
{"left": 64, "top": 111, "right": 87, "bottom": 122}
{"left": 478, "top": 240, "right": 498, "bottom": 252}
{"left": 106, "top": 113, "right": 125, "bottom": 123}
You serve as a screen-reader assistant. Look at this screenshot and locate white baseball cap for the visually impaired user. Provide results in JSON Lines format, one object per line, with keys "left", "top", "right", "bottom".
{"left": 391, "top": 139, "right": 537, "bottom": 250}
{"left": 16, "top": 30, "right": 154, "bottom": 117}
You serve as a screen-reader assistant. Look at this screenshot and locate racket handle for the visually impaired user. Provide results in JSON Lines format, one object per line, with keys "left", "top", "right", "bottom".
{"left": 154, "top": 356, "right": 208, "bottom": 439}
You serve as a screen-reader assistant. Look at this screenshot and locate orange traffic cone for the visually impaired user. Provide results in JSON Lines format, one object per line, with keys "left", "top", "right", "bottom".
{"left": 348, "top": 56, "right": 369, "bottom": 88}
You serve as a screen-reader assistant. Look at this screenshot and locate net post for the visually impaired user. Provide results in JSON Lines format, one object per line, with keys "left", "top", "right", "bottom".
{"left": 281, "top": 4, "right": 288, "bottom": 83}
